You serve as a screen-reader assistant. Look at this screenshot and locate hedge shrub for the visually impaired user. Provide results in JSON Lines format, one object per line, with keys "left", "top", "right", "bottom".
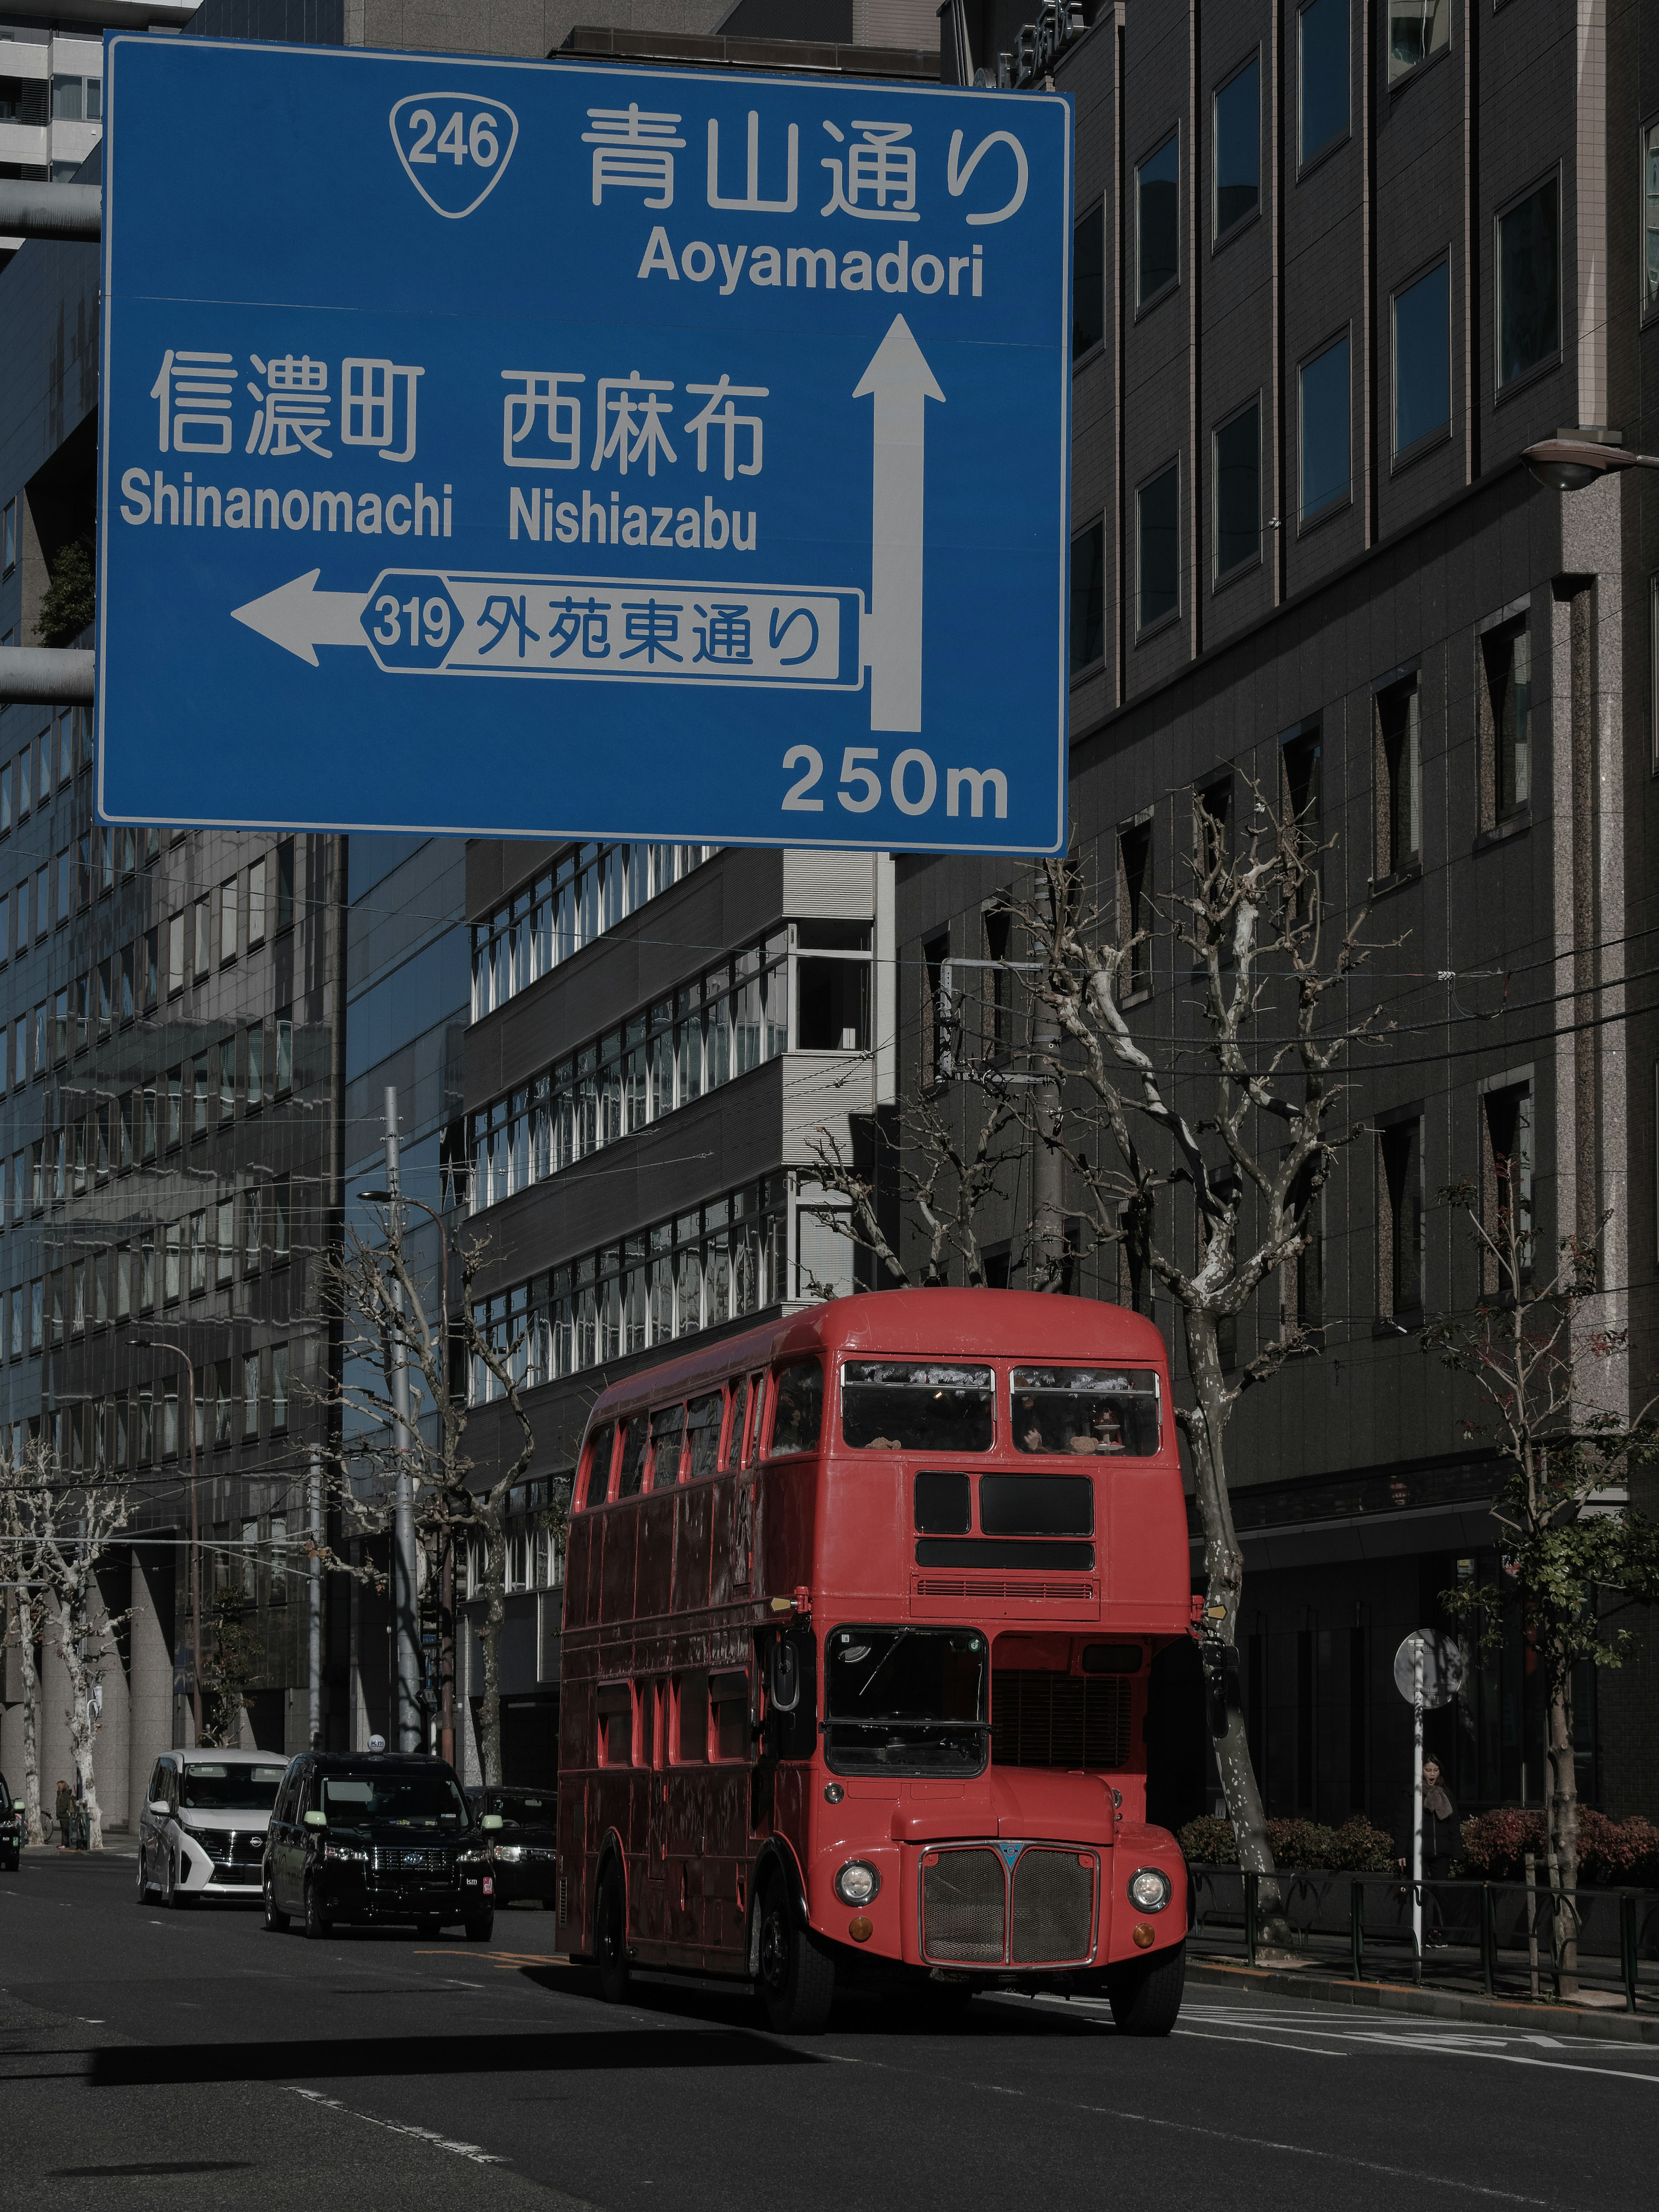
{"left": 1176, "top": 1814, "right": 1396, "bottom": 1873}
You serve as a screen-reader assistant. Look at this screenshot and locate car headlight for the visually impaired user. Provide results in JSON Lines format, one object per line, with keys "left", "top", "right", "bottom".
{"left": 493, "top": 1845, "right": 525, "bottom": 1863}
{"left": 1128, "top": 1867, "right": 1172, "bottom": 1913}
{"left": 324, "top": 1843, "right": 367, "bottom": 1863}
{"left": 834, "top": 1859, "right": 881, "bottom": 1907}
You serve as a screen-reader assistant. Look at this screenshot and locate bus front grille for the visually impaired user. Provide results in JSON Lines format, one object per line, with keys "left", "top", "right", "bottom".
{"left": 921, "top": 1847, "right": 1006, "bottom": 1962}
{"left": 1010, "top": 1850, "right": 1096, "bottom": 1964}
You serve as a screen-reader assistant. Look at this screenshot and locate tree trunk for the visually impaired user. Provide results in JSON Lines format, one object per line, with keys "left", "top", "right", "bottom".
{"left": 55, "top": 1585, "right": 104, "bottom": 1852}
{"left": 15, "top": 1597, "right": 44, "bottom": 1846}
{"left": 478, "top": 1518, "right": 506, "bottom": 1788}
{"left": 1183, "top": 1309, "right": 1288, "bottom": 1944}
{"left": 1545, "top": 1664, "right": 1580, "bottom": 1997}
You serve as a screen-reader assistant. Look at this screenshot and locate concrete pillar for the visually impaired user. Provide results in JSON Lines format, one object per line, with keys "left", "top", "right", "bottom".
{"left": 0, "top": 1621, "right": 27, "bottom": 1796}
{"left": 128, "top": 1549, "right": 175, "bottom": 1824}
{"left": 87, "top": 1570, "right": 130, "bottom": 1833}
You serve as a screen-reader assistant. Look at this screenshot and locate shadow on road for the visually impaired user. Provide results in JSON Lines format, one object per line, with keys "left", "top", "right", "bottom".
{"left": 86, "top": 2027, "right": 819, "bottom": 2088}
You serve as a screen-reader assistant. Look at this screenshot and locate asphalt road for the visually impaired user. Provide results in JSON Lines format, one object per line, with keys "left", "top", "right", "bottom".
{"left": 2, "top": 1850, "right": 1654, "bottom": 2212}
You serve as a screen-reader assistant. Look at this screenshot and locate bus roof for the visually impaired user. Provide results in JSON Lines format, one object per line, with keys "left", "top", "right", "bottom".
{"left": 582, "top": 1288, "right": 1169, "bottom": 1431}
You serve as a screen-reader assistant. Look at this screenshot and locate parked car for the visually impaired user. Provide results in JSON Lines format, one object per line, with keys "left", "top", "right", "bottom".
{"left": 0, "top": 1772, "right": 21, "bottom": 1871}
{"left": 471, "top": 1785, "right": 557, "bottom": 1908}
{"left": 263, "top": 1751, "right": 498, "bottom": 1940}
{"left": 137, "top": 1749, "right": 290, "bottom": 1907}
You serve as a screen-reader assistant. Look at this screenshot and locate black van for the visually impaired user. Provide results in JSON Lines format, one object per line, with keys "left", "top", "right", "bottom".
{"left": 262, "top": 1752, "right": 499, "bottom": 1940}
{"left": 0, "top": 1772, "right": 21, "bottom": 1871}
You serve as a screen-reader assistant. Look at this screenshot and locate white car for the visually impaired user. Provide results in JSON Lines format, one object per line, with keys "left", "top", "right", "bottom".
{"left": 137, "top": 1748, "right": 292, "bottom": 1907}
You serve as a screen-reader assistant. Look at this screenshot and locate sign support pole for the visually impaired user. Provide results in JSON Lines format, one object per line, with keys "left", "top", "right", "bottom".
{"left": 1411, "top": 1636, "right": 1424, "bottom": 1961}
{"left": 384, "top": 1086, "right": 422, "bottom": 1757}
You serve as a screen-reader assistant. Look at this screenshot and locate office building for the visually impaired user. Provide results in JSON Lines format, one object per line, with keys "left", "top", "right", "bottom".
{"left": 893, "top": 0, "right": 1659, "bottom": 1825}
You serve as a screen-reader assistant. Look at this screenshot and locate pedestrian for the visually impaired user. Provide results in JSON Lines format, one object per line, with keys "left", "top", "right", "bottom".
{"left": 54, "top": 1777, "right": 73, "bottom": 1853}
{"left": 1395, "top": 1756, "right": 1460, "bottom": 1945}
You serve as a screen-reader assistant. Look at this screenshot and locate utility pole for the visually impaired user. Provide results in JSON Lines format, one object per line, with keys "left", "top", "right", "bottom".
{"left": 1030, "top": 870, "right": 1066, "bottom": 1290}
{"left": 307, "top": 1447, "right": 322, "bottom": 1749}
{"left": 383, "top": 1085, "right": 422, "bottom": 1755}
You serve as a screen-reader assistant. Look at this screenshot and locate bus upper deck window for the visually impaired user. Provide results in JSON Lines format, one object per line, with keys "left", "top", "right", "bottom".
{"left": 747, "top": 1372, "right": 766, "bottom": 1462}
{"left": 767, "top": 1359, "right": 823, "bottom": 1457}
{"left": 616, "top": 1415, "right": 648, "bottom": 1498}
{"left": 686, "top": 1391, "right": 723, "bottom": 1479}
{"left": 727, "top": 1378, "right": 750, "bottom": 1469}
{"left": 650, "top": 1402, "right": 686, "bottom": 1486}
{"left": 1010, "top": 1368, "right": 1161, "bottom": 1457}
{"left": 842, "top": 1362, "right": 994, "bottom": 1453}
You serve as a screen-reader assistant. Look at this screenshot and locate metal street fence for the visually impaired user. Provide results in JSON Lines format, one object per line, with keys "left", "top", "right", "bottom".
{"left": 1187, "top": 1863, "right": 1659, "bottom": 2013}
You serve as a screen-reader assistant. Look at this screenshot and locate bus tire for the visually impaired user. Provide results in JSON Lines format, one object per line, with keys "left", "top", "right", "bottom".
{"left": 1106, "top": 1942, "right": 1185, "bottom": 2036}
{"left": 595, "top": 1861, "right": 630, "bottom": 2004}
{"left": 756, "top": 1872, "right": 835, "bottom": 2036}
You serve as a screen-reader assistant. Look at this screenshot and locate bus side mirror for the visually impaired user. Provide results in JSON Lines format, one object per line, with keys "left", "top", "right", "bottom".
{"left": 768, "top": 1638, "right": 801, "bottom": 1714}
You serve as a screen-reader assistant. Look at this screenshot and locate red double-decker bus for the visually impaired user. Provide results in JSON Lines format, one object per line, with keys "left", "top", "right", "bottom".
{"left": 555, "top": 1288, "right": 1192, "bottom": 2034}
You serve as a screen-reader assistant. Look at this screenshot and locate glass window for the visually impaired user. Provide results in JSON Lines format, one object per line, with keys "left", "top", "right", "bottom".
{"left": 1497, "top": 175, "right": 1560, "bottom": 391}
{"left": 1213, "top": 56, "right": 1260, "bottom": 238}
{"left": 842, "top": 1361, "right": 994, "bottom": 1453}
{"left": 648, "top": 1402, "right": 685, "bottom": 1487}
{"left": 1298, "top": 0, "right": 1350, "bottom": 166}
{"left": 710, "top": 1672, "right": 748, "bottom": 1761}
{"left": 1073, "top": 202, "right": 1105, "bottom": 356}
{"left": 686, "top": 1390, "right": 723, "bottom": 1478}
{"left": 914, "top": 1470, "right": 971, "bottom": 1533}
{"left": 614, "top": 1414, "right": 647, "bottom": 1499}
{"left": 1380, "top": 1120, "right": 1424, "bottom": 1315}
{"left": 1010, "top": 1367, "right": 1163, "bottom": 1457}
{"left": 220, "top": 877, "right": 238, "bottom": 963}
{"left": 1485, "top": 624, "right": 1531, "bottom": 819}
{"left": 767, "top": 1359, "right": 823, "bottom": 1457}
{"left": 824, "top": 1625, "right": 988, "bottom": 1777}
{"left": 1070, "top": 519, "right": 1105, "bottom": 671}
{"left": 1299, "top": 335, "right": 1351, "bottom": 522}
{"left": 319, "top": 1768, "right": 469, "bottom": 1824}
{"left": 248, "top": 857, "right": 267, "bottom": 946}
{"left": 796, "top": 955, "right": 870, "bottom": 1051}
{"left": 178, "top": 1763, "right": 286, "bottom": 1812}
{"left": 1379, "top": 678, "right": 1421, "bottom": 873}
{"left": 1136, "top": 464, "right": 1179, "bottom": 632}
{"left": 1213, "top": 402, "right": 1261, "bottom": 579}
{"left": 1645, "top": 121, "right": 1659, "bottom": 318}
{"left": 272, "top": 1346, "right": 289, "bottom": 1434}
{"left": 1392, "top": 261, "right": 1450, "bottom": 458}
{"left": 1136, "top": 133, "right": 1179, "bottom": 305}
{"left": 1387, "top": 0, "right": 1448, "bottom": 84}
{"left": 242, "top": 1352, "right": 260, "bottom": 1440}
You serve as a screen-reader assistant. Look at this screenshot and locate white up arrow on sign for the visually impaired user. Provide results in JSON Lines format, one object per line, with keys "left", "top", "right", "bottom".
{"left": 854, "top": 313, "right": 945, "bottom": 735}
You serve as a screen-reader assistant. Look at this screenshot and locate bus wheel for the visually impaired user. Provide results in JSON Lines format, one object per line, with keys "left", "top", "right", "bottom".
{"left": 595, "top": 1863, "right": 630, "bottom": 2005}
{"left": 1106, "top": 1942, "right": 1185, "bottom": 2036}
{"left": 756, "top": 1874, "right": 835, "bottom": 2036}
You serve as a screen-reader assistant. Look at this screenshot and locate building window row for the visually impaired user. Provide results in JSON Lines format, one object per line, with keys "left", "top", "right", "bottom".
{"left": 470, "top": 931, "right": 788, "bottom": 1213}
{"left": 470, "top": 1176, "right": 788, "bottom": 1404}
{"left": 37, "top": 1344, "right": 293, "bottom": 1475}
{"left": 0, "top": 706, "right": 87, "bottom": 835}
{"left": 471, "top": 839, "right": 717, "bottom": 1021}
{"left": 0, "top": 1004, "right": 292, "bottom": 1119}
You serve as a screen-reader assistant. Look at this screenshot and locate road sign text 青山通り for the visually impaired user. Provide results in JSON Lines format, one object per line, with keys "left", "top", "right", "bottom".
{"left": 97, "top": 38, "right": 1071, "bottom": 851}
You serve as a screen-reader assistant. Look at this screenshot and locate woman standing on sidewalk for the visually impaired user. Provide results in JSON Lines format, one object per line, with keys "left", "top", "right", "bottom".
{"left": 1395, "top": 1757, "right": 1460, "bottom": 1943}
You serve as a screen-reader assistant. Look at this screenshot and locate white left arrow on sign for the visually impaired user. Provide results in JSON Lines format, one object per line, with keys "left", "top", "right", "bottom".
{"left": 231, "top": 570, "right": 371, "bottom": 667}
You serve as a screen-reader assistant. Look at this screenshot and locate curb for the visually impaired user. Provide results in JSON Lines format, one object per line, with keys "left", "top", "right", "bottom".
{"left": 1187, "top": 1958, "right": 1659, "bottom": 2044}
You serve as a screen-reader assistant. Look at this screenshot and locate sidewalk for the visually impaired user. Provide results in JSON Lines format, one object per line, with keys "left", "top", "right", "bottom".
{"left": 1188, "top": 1955, "right": 1659, "bottom": 2044}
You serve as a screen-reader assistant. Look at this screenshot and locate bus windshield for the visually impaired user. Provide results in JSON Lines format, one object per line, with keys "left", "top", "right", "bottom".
{"left": 824, "top": 1625, "right": 988, "bottom": 1775}
{"left": 1011, "top": 1368, "right": 1161, "bottom": 1457}
{"left": 842, "top": 1362, "right": 995, "bottom": 1452}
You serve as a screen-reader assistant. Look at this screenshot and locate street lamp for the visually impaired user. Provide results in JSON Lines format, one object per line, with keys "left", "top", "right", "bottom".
{"left": 1522, "top": 435, "right": 1659, "bottom": 493}
{"left": 131, "top": 1334, "right": 200, "bottom": 1745}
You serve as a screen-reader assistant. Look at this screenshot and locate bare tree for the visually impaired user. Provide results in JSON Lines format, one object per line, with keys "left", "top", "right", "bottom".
{"left": 0, "top": 1441, "right": 132, "bottom": 1850}
{"left": 311, "top": 1203, "right": 544, "bottom": 1787}
{"left": 802, "top": 1081, "right": 1018, "bottom": 1290}
{"left": 1001, "top": 792, "right": 1388, "bottom": 1924}
{"left": 1428, "top": 1185, "right": 1659, "bottom": 1997}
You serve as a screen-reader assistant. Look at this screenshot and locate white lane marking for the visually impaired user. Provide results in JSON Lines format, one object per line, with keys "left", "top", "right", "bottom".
{"left": 1173, "top": 2027, "right": 1346, "bottom": 2059}
{"left": 1180, "top": 2005, "right": 1659, "bottom": 2078}
{"left": 1074, "top": 2105, "right": 1556, "bottom": 2206}
{"left": 286, "top": 2087, "right": 509, "bottom": 2165}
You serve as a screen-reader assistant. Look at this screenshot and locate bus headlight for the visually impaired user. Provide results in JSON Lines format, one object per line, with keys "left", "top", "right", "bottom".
{"left": 834, "top": 1860, "right": 881, "bottom": 1907}
{"left": 1128, "top": 1867, "right": 1172, "bottom": 1913}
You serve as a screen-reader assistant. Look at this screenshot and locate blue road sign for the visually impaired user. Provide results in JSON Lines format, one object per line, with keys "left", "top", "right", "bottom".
{"left": 97, "top": 35, "right": 1071, "bottom": 854}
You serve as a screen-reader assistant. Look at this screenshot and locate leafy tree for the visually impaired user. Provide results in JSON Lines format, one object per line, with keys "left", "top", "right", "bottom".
{"left": 201, "top": 1586, "right": 262, "bottom": 1749}
{"left": 34, "top": 537, "right": 95, "bottom": 648}
{"left": 1427, "top": 1182, "right": 1659, "bottom": 1996}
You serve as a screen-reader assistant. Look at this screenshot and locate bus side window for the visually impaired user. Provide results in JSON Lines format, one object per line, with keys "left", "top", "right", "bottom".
{"left": 725, "top": 1378, "right": 749, "bottom": 1471}
{"left": 767, "top": 1359, "right": 823, "bottom": 1458}
{"left": 615, "top": 1416, "right": 648, "bottom": 1499}
{"left": 709, "top": 1670, "right": 750, "bottom": 1762}
{"left": 686, "top": 1390, "right": 722, "bottom": 1479}
{"left": 746, "top": 1373, "right": 766, "bottom": 1465}
{"left": 596, "top": 1681, "right": 634, "bottom": 1767}
{"left": 650, "top": 1402, "right": 686, "bottom": 1487}
{"left": 675, "top": 1673, "right": 709, "bottom": 1765}
{"left": 645, "top": 1681, "right": 668, "bottom": 1769}
{"left": 764, "top": 1632, "right": 818, "bottom": 1761}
